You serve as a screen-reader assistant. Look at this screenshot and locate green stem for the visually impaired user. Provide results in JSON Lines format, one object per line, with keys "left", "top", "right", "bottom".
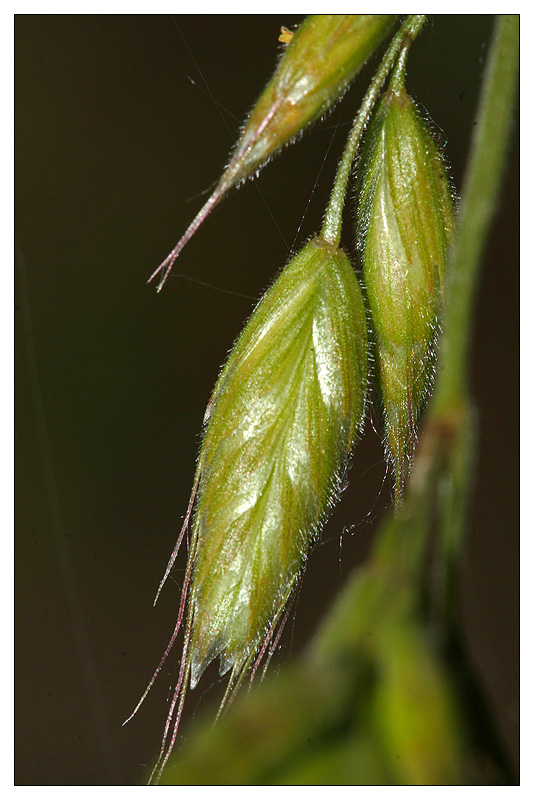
{"left": 321, "top": 14, "right": 426, "bottom": 246}
{"left": 432, "top": 14, "right": 519, "bottom": 413}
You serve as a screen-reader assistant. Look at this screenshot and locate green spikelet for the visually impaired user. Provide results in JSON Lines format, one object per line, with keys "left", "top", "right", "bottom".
{"left": 226, "top": 15, "right": 396, "bottom": 188}
{"left": 188, "top": 237, "right": 367, "bottom": 686}
{"left": 142, "top": 236, "right": 367, "bottom": 782}
{"left": 151, "top": 14, "right": 396, "bottom": 289}
{"left": 356, "top": 56, "right": 455, "bottom": 503}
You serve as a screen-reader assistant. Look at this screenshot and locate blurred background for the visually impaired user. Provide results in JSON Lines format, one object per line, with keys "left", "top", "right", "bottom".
{"left": 15, "top": 15, "right": 518, "bottom": 785}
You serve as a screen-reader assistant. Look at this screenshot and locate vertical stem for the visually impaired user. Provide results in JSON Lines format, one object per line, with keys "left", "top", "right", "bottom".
{"left": 432, "top": 14, "right": 519, "bottom": 414}
{"left": 321, "top": 14, "right": 426, "bottom": 247}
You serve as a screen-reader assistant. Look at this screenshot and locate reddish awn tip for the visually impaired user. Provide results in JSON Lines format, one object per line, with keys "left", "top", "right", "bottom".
{"left": 148, "top": 190, "right": 225, "bottom": 291}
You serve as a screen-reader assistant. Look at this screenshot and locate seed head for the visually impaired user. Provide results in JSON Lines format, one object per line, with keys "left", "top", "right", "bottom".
{"left": 151, "top": 15, "right": 396, "bottom": 289}
{"left": 144, "top": 236, "right": 367, "bottom": 782}
{"left": 228, "top": 15, "right": 396, "bottom": 188}
{"left": 189, "top": 237, "right": 367, "bottom": 688}
{"left": 355, "top": 67, "right": 455, "bottom": 502}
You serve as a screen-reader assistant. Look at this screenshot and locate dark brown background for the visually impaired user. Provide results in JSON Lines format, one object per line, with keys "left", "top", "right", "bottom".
{"left": 15, "top": 15, "right": 519, "bottom": 785}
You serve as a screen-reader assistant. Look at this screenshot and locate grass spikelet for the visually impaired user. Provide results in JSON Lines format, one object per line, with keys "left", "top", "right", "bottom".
{"left": 136, "top": 236, "right": 367, "bottom": 783}
{"left": 150, "top": 15, "right": 396, "bottom": 290}
{"left": 355, "top": 51, "right": 455, "bottom": 503}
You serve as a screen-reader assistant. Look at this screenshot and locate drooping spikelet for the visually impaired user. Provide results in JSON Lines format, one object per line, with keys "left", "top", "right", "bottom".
{"left": 225, "top": 15, "right": 396, "bottom": 190}
{"left": 187, "top": 237, "right": 367, "bottom": 689}
{"left": 355, "top": 57, "right": 455, "bottom": 503}
{"left": 138, "top": 236, "right": 367, "bottom": 783}
{"left": 151, "top": 15, "right": 396, "bottom": 289}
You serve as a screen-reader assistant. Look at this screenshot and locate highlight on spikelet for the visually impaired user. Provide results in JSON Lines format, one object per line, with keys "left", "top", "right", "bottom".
{"left": 150, "top": 15, "right": 396, "bottom": 290}
{"left": 132, "top": 235, "right": 368, "bottom": 783}
{"left": 355, "top": 50, "right": 455, "bottom": 503}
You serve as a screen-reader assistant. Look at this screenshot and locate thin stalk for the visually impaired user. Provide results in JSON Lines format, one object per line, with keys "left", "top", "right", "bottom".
{"left": 432, "top": 14, "right": 519, "bottom": 414}
{"left": 321, "top": 14, "right": 426, "bottom": 247}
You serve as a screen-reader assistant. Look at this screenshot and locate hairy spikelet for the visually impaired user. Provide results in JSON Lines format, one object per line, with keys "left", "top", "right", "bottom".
{"left": 226, "top": 14, "right": 396, "bottom": 188}
{"left": 151, "top": 14, "right": 396, "bottom": 289}
{"left": 355, "top": 64, "right": 455, "bottom": 502}
{"left": 188, "top": 237, "right": 367, "bottom": 687}
{"left": 141, "top": 237, "right": 367, "bottom": 782}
